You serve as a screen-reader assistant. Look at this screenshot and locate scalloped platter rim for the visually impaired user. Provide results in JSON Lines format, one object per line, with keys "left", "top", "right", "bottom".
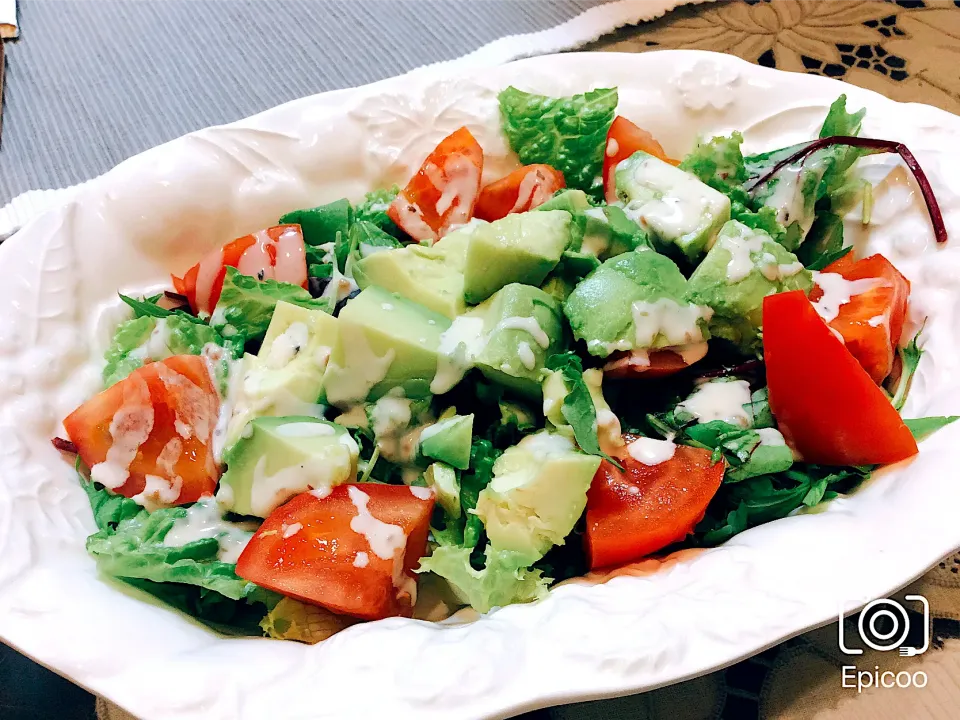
{"left": 1, "top": 50, "right": 960, "bottom": 720}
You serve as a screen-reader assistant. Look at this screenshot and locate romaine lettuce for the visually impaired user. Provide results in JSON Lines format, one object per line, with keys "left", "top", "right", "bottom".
{"left": 498, "top": 86, "right": 618, "bottom": 198}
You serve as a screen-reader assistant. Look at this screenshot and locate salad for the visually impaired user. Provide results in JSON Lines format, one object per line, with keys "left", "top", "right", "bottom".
{"left": 53, "top": 85, "right": 957, "bottom": 643}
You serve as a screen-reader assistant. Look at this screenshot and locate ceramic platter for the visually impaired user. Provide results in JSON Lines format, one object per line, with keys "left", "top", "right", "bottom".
{"left": 1, "top": 51, "right": 960, "bottom": 719}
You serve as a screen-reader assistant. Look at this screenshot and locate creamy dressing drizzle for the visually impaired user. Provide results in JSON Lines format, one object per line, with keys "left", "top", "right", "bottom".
{"left": 630, "top": 298, "right": 711, "bottom": 348}
{"left": 517, "top": 340, "right": 536, "bottom": 370}
{"left": 162, "top": 496, "right": 258, "bottom": 564}
{"left": 347, "top": 486, "right": 407, "bottom": 560}
{"left": 494, "top": 316, "right": 550, "bottom": 348}
{"left": 263, "top": 322, "right": 309, "bottom": 370}
{"left": 677, "top": 379, "right": 753, "bottom": 428}
{"left": 91, "top": 374, "right": 154, "bottom": 490}
{"left": 812, "top": 272, "right": 886, "bottom": 323}
{"left": 626, "top": 436, "right": 677, "bottom": 466}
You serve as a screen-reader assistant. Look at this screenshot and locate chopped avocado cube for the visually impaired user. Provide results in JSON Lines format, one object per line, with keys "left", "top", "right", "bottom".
{"left": 473, "top": 284, "right": 567, "bottom": 399}
{"left": 463, "top": 210, "right": 572, "bottom": 304}
{"left": 474, "top": 431, "right": 602, "bottom": 563}
{"left": 351, "top": 223, "right": 477, "bottom": 319}
{"left": 563, "top": 250, "right": 712, "bottom": 357}
{"left": 616, "top": 151, "right": 731, "bottom": 261}
{"left": 535, "top": 189, "right": 591, "bottom": 214}
{"left": 323, "top": 286, "right": 451, "bottom": 406}
{"left": 225, "top": 301, "right": 339, "bottom": 446}
{"left": 685, "top": 220, "right": 813, "bottom": 354}
{"left": 424, "top": 462, "right": 461, "bottom": 518}
{"left": 499, "top": 400, "right": 537, "bottom": 431}
{"left": 580, "top": 205, "right": 652, "bottom": 260}
{"left": 365, "top": 392, "right": 433, "bottom": 464}
{"left": 419, "top": 414, "right": 474, "bottom": 469}
{"left": 539, "top": 272, "right": 576, "bottom": 301}
{"left": 220, "top": 416, "right": 358, "bottom": 518}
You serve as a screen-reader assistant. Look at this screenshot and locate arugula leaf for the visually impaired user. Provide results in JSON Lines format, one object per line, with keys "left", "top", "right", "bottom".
{"left": 211, "top": 267, "right": 333, "bottom": 344}
{"left": 460, "top": 440, "right": 501, "bottom": 549}
{"left": 743, "top": 387, "right": 775, "bottom": 429}
{"left": 498, "top": 86, "right": 618, "bottom": 198}
{"left": 280, "top": 198, "right": 353, "bottom": 248}
{"left": 684, "top": 420, "right": 793, "bottom": 482}
{"left": 904, "top": 416, "right": 960, "bottom": 442}
{"left": 355, "top": 186, "right": 403, "bottom": 238}
{"left": 795, "top": 212, "right": 850, "bottom": 270}
{"left": 545, "top": 353, "right": 619, "bottom": 465}
{"left": 890, "top": 325, "right": 924, "bottom": 411}
{"left": 344, "top": 220, "right": 403, "bottom": 276}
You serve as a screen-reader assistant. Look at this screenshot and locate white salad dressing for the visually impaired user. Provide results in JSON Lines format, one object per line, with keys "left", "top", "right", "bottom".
{"left": 812, "top": 272, "right": 885, "bottom": 323}
{"left": 369, "top": 392, "right": 413, "bottom": 439}
{"left": 281, "top": 522, "right": 303, "bottom": 539}
{"left": 394, "top": 196, "right": 438, "bottom": 243}
{"left": 630, "top": 297, "right": 712, "bottom": 347}
{"left": 605, "top": 137, "right": 620, "bottom": 157}
{"left": 431, "top": 316, "right": 486, "bottom": 394}
{"left": 717, "top": 223, "right": 803, "bottom": 283}
{"left": 262, "top": 322, "right": 310, "bottom": 370}
{"left": 409, "top": 485, "right": 434, "bottom": 501}
{"left": 274, "top": 422, "right": 336, "bottom": 438}
{"left": 353, "top": 551, "right": 370, "bottom": 568}
{"left": 677, "top": 379, "right": 753, "bottom": 427}
{"left": 756, "top": 427, "right": 787, "bottom": 446}
{"left": 621, "top": 156, "right": 728, "bottom": 238}
{"left": 626, "top": 436, "right": 677, "bottom": 466}
{"left": 323, "top": 323, "right": 395, "bottom": 405}
{"left": 162, "top": 496, "right": 258, "bottom": 564}
{"left": 321, "top": 265, "right": 360, "bottom": 303}
{"left": 493, "top": 316, "right": 550, "bottom": 348}
{"left": 761, "top": 166, "right": 810, "bottom": 231}
{"left": 132, "top": 474, "right": 182, "bottom": 511}
{"left": 154, "top": 363, "right": 216, "bottom": 443}
{"left": 128, "top": 317, "right": 172, "bottom": 363}
{"left": 517, "top": 341, "right": 536, "bottom": 370}
{"left": 434, "top": 154, "right": 481, "bottom": 226}
{"left": 347, "top": 486, "right": 407, "bottom": 561}
{"left": 90, "top": 374, "right": 155, "bottom": 490}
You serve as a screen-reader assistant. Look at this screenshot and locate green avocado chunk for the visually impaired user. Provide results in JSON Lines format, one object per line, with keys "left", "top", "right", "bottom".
{"left": 419, "top": 414, "right": 474, "bottom": 470}
{"left": 220, "top": 416, "right": 358, "bottom": 518}
{"left": 473, "top": 284, "right": 568, "bottom": 398}
{"left": 462, "top": 211, "right": 572, "bottom": 304}
{"left": 424, "top": 462, "right": 461, "bottom": 518}
{"left": 351, "top": 223, "right": 476, "bottom": 319}
{"left": 563, "top": 249, "right": 712, "bottom": 357}
{"left": 322, "top": 286, "right": 451, "bottom": 406}
{"left": 474, "top": 431, "right": 601, "bottom": 563}
{"left": 225, "top": 301, "right": 339, "bottom": 447}
{"left": 615, "top": 151, "right": 731, "bottom": 261}
{"left": 536, "top": 189, "right": 591, "bottom": 215}
{"left": 685, "top": 220, "right": 813, "bottom": 355}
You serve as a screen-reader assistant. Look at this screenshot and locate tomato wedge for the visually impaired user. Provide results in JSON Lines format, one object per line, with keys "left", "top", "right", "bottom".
{"left": 172, "top": 224, "right": 307, "bottom": 315}
{"left": 63, "top": 356, "right": 220, "bottom": 507}
{"left": 585, "top": 438, "right": 723, "bottom": 569}
{"left": 764, "top": 290, "right": 917, "bottom": 466}
{"left": 603, "top": 344, "right": 708, "bottom": 380}
{"left": 810, "top": 253, "right": 911, "bottom": 384}
{"left": 236, "top": 485, "right": 435, "bottom": 621}
{"left": 602, "top": 116, "right": 676, "bottom": 204}
{"left": 387, "top": 127, "right": 484, "bottom": 244}
{"left": 473, "top": 164, "right": 565, "bottom": 222}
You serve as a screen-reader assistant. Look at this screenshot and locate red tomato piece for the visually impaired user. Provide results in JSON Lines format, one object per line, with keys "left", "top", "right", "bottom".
{"left": 603, "top": 345, "right": 708, "bottom": 380}
{"left": 810, "top": 253, "right": 911, "bottom": 384}
{"left": 473, "top": 164, "right": 565, "bottom": 222}
{"left": 62, "top": 356, "right": 220, "bottom": 507}
{"left": 171, "top": 224, "right": 307, "bottom": 315}
{"left": 236, "top": 485, "right": 435, "bottom": 621}
{"left": 764, "top": 290, "right": 917, "bottom": 466}
{"left": 602, "top": 116, "right": 676, "bottom": 204}
{"left": 387, "top": 127, "right": 484, "bottom": 244}
{"left": 585, "top": 439, "right": 723, "bottom": 569}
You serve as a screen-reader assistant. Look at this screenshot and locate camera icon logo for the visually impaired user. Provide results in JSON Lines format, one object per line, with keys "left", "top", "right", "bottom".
{"left": 838, "top": 595, "right": 930, "bottom": 656}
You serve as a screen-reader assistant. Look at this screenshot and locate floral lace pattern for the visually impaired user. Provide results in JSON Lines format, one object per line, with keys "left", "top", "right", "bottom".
{"left": 591, "top": 0, "right": 960, "bottom": 114}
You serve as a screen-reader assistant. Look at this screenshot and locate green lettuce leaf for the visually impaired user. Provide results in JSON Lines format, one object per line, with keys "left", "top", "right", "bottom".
{"left": 679, "top": 132, "right": 751, "bottom": 206}
{"left": 84, "top": 493, "right": 277, "bottom": 633}
{"left": 890, "top": 326, "right": 924, "bottom": 411}
{"left": 102, "top": 313, "right": 239, "bottom": 387}
{"left": 417, "top": 544, "right": 550, "bottom": 613}
{"left": 344, "top": 220, "right": 403, "bottom": 276}
{"left": 460, "top": 439, "right": 501, "bottom": 549}
{"left": 544, "top": 352, "right": 618, "bottom": 465}
{"left": 498, "top": 86, "right": 618, "bottom": 198}
{"left": 280, "top": 198, "right": 353, "bottom": 249}
{"left": 795, "top": 212, "right": 850, "bottom": 270}
{"left": 904, "top": 416, "right": 960, "bottom": 442}
{"left": 355, "top": 186, "right": 403, "bottom": 238}
{"left": 211, "top": 267, "right": 332, "bottom": 344}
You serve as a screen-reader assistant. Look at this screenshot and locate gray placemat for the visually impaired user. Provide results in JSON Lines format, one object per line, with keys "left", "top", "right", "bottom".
{"left": 0, "top": 0, "right": 607, "bottom": 203}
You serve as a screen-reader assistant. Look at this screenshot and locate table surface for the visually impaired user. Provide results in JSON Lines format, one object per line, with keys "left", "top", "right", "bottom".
{"left": 4, "top": 1, "right": 960, "bottom": 719}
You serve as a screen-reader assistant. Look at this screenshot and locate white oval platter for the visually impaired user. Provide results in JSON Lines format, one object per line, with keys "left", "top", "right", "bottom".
{"left": 1, "top": 50, "right": 959, "bottom": 720}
